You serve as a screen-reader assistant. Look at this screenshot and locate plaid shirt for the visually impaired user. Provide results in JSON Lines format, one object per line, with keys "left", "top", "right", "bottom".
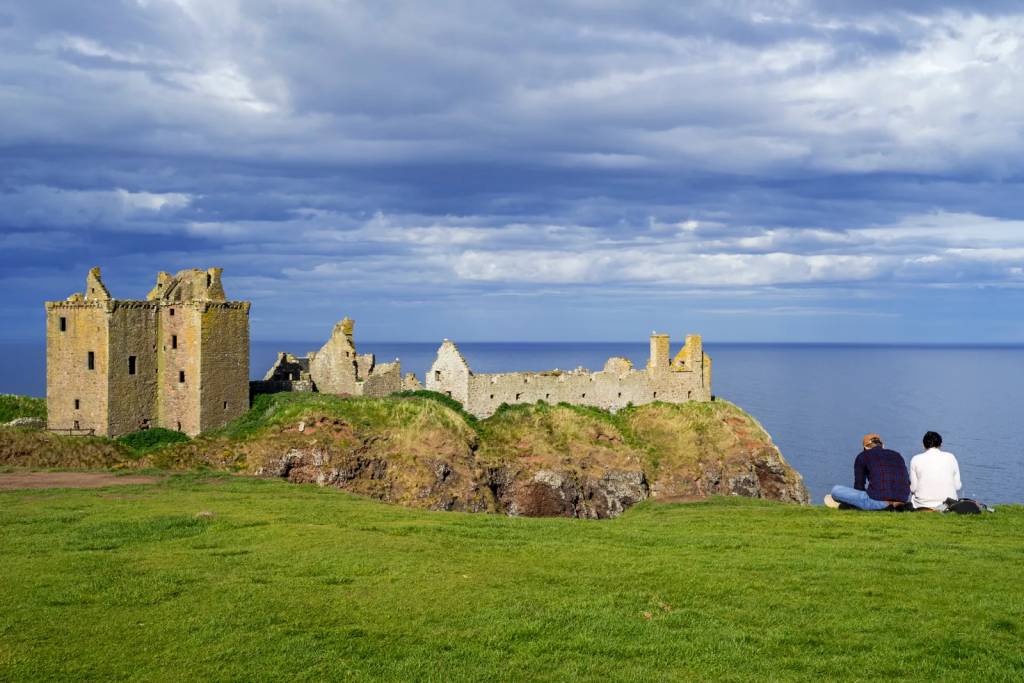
{"left": 855, "top": 447, "right": 910, "bottom": 502}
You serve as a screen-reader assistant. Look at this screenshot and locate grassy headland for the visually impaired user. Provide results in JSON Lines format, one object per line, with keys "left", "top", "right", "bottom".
{"left": 1, "top": 392, "right": 807, "bottom": 511}
{"left": 0, "top": 394, "right": 45, "bottom": 423}
{"left": 0, "top": 476, "right": 1021, "bottom": 681}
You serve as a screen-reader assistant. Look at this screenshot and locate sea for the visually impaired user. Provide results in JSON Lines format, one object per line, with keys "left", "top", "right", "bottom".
{"left": 4, "top": 340, "right": 1022, "bottom": 505}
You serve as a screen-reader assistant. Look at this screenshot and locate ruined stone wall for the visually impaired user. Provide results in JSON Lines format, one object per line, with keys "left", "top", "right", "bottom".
{"left": 425, "top": 341, "right": 472, "bottom": 405}
{"left": 428, "top": 337, "right": 712, "bottom": 419}
{"left": 308, "top": 320, "right": 359, "bottom": 394}
{"left": 157, "top": 303, "right": 202, "bottom": 435}
{"left": 363, "top": 361, "right": 402, "bottom": 398}
{"left": 198, "top": 302, "right": 250, "bottom": 433}
{"left": 106, "top": 303, "right": 159, "bottom": 436}
{"left": 45, "top": 302, "right": 110, "bottom": 434}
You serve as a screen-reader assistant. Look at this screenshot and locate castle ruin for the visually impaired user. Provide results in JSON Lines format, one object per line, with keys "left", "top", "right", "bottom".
{"left": 251, "top": 318, "right": 419, "bottom": 398}
{"left": 45, "top": 267, "right": 713, "bottom": 435}
{"left": 45, "top": 267, "right": 250, "bottom": 437}
{"left": 426, "top": 333, "right": 712, "bottom": 418}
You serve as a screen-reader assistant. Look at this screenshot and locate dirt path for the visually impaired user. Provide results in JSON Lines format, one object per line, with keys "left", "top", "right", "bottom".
{"left": 0, "top": 472, "right": 160, "bottom": 491}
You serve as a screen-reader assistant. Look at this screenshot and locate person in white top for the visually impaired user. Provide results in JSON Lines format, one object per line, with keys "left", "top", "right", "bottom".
{"left": 909, "top": 431, "right": 961, "bottom": 511}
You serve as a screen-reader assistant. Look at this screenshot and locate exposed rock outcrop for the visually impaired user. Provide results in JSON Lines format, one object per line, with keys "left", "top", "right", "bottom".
{"left": 228, "top": 396, "right": 810, "bottom": 518}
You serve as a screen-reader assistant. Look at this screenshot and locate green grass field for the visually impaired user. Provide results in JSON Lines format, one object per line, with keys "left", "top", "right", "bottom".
{"left": 1, "top": 476, "right": 1021, "bottom": 681}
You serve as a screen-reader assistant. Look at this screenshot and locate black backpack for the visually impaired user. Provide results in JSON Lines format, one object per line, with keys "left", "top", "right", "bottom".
{"left": 944, "top": 498, "right": 986, "bottom": 514}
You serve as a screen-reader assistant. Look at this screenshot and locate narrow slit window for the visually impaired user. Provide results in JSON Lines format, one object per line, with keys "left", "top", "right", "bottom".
{"left": 653, "top": 392, "right": 658, "bottom": 399}
{"left": 87, "top": 351, "right": 95, "bottom": 370}
{"left": 171, "top": 334, "right": 178, "bottom": 349}
{"left": 223, "top": 401, "right": 228, "bottom": 410}
{"left": 617, "top": 392, "right": 622, "bottom": 398}
{"left": 515, "top": 393, "right": 521, "bottom": 400}
{"left": 74, "top": 399, "right": 80, "bottom": 410}
{"left": 169, "top": 308, "right": 175, "bottom": 316}
{"left": 434, "top": 370, "right": 441, "bottom": 381}
{"left": 581, "top": 393, "right": 586, "bottom": 399}
{"left": 179, "top": 370, "right": 185, "bottom": 383}
{"left": 59, "top": 317, "right": 67, "bottom": 332}
{"left": 128, "top": 356, "right": 137, "bottom": 375}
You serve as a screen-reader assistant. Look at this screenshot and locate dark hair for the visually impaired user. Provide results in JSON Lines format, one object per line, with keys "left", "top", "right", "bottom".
{"left": 923, "top": 431, "right": 942, "bottom": 449}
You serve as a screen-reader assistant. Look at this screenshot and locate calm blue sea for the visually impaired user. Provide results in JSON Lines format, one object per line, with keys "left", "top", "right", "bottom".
{"left": 4, "top": 340, "right": 1022, "bottom": 505}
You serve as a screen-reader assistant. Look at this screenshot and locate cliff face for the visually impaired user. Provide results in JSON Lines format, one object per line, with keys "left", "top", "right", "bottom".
{"left": 152, "top": 394, "right": 809, "bottom": 517}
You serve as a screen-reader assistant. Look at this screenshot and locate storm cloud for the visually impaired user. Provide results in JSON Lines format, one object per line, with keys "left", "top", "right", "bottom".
{"left": 2, "top": 1, "right": 1023, "bottom": 342}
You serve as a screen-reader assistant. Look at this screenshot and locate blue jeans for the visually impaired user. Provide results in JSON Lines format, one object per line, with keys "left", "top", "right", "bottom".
{"left": 830, "top": 485, "right": 891, "bottom": 511}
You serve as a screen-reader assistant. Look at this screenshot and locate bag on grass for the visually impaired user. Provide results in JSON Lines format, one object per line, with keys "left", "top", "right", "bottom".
{"left": 943, "top": 498, "right": 986, "bottom": 514}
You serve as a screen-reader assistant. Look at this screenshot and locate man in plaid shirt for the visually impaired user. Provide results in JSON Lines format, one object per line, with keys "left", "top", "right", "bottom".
{"left": 825, "top": 434, "right": 910, "bottom": 510}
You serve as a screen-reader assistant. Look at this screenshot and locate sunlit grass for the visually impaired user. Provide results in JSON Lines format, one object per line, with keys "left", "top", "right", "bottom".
{"left": 1, "top": 476, "right": 1021, "bottom": 681}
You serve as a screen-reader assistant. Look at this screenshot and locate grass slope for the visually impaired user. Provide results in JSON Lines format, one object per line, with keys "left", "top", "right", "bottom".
{"left": 0, "top": 394, "right": 46, "bottom": 423}
{"left": 1, "top": 476, "right": 1021, "bottom": 681}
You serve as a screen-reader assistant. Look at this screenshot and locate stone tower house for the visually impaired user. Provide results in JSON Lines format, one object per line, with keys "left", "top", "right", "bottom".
{"left": 45, "top": 267, "right": 250, "bottom": 437}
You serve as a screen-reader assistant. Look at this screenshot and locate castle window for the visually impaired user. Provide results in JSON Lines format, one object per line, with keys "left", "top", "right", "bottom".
{"left": 545, "top": 394, "right": 550, "bottom": 400}
{"left": 179, "top": 370, "right": 185, "bottom": 383}
{"left": 176, "top": 421, "right": 182, "bottom": 431}
{"left": 618, "top": 392, "right": 622, "bottom": 398}
{"left": 446, "top": 391, "right": 452, "bottom": 397}
{"left": 87, "top": 351, "right": 95, "bottom": 370}
{"left": 74, "top": 399, "right": 80, "bottom": 410}
{"left": 223, "top": 401, "right": 228, "bottom": 410}
{"left": 128, "top": 356, "right": 137, "bottom": 375}
{"left": 171, "top": 334, "right": 178, "bottom": 349}
{"left": 653, "top": 392, "right": 658, "bottom": 399}
{"left": 434, "top": 370, "right": 441, "bottom": 381}
{"left": 687, "top": 390, "right": 692, "bottom": 399}
{"left": 524, "top": 378, "right": 529, "bottom": 384}
{"left": 581, "top": 393, "right": 586, "bottom": 399}
{"left": 515, "top": 393, "right": 521, "bottom": 400}
{"left": 59, "top": 317, "right": 67, "bottom": 332}
{"left": 490, "top": 394, "right": 494, "bottom": 400}
{"left": 207, "top": 273, "right": 212, "bottom": 287}
{"left": 169, "top": 308, "right": 175, "bottom": 316}
{"left": 73, "top": 420, "right": 80, "bottom": 430}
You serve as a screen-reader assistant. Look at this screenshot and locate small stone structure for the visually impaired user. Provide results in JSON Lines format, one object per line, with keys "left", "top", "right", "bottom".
{"left": 252, "top": 318, "right": 419, "bottom": 398}
{"left": 426, "top": 333, "right": 712, "bottom": 418}
{"left": 45, "top": 267, "right": 250, "bottom": 437}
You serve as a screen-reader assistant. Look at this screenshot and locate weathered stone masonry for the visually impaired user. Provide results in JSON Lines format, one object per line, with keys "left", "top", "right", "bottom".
{"left": 252, "top": 317, "right": 419, "bottom": 399}
{"left": 46, "top": 267, "right": 250, "bottom": 437}
{"left": 426, "top": 333, "right": 712, "bottom": 418}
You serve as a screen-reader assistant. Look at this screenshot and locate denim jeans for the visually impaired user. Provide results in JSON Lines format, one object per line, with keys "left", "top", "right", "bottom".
{"left": 830, "top": 485, "right": 891, "bottom": 511}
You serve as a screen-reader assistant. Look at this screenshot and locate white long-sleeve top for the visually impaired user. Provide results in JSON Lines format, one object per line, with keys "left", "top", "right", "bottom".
{"left": 909, "top": 447, "right": 961, "bottom": 509}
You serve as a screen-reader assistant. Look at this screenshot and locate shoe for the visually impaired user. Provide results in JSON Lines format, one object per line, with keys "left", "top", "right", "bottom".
{"left": 823, "top": 494, "right": 840, "bottom": 509}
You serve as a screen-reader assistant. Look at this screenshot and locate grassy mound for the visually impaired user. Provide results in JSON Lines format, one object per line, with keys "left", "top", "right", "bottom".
{"left": 116, "top": 428, "right": 190, "bottom": 455}
{"left": 0, "top": 477, "right": 1020, "bottom": 681}
{"left": 0, "top": 429, "right": 131, "bottom": 470}
{"left": 0, "top": 395, "right": 46, "bottom": 423}
{"left": 476, "top": 401, "right": 645, "bottom": 472}
{"left": 0, "top": 392, "right": 807, "bottom": 506}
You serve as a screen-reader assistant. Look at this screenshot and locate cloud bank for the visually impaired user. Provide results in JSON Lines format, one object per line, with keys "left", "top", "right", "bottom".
{"left": 2, "top": 1, "right": 1023, "bottom": 342}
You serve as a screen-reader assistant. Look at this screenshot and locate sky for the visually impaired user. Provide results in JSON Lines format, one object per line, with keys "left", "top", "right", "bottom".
{"left": 2, "top": 0, "right": 1024, "bottom": 343}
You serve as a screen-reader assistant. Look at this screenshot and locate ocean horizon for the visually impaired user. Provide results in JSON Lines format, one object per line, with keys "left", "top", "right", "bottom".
{"left": 3, "top": 340, "right": 1022, "bottom": 506}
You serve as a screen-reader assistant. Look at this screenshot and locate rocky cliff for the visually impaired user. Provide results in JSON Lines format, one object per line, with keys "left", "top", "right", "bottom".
{"left": 149, "top": 393, "right": 809, "bottom": 517}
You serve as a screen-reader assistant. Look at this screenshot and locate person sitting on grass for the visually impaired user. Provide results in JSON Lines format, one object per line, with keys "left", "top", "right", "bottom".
{"left": 824, "top": 433, "right": 910, "bottom": 510}
{"left": 909, "top": 431, "right": 961, "bottom": 511}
